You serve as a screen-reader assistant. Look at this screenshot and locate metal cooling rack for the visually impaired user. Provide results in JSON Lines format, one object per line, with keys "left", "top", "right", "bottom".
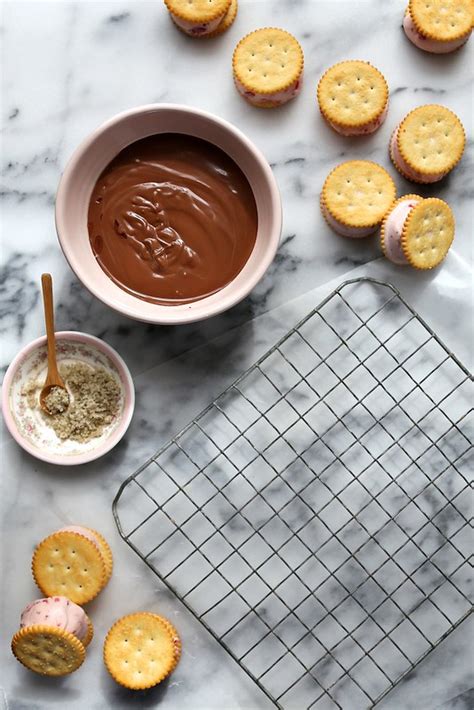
{"left": 113, "top": 277, "right": 473, "bottom": 709}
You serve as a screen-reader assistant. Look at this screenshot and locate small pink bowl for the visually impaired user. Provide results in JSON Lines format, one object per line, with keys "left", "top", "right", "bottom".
{"left": 2, "top": 331, "right": 135, "bottom": 466}
{"left": 56, "top": 104, "right": 282, "bottom": 324}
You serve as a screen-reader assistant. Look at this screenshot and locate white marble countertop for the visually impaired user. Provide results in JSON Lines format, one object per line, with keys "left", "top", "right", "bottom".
{"left": 1, "top": 1, "right": 472, "bottom": 708}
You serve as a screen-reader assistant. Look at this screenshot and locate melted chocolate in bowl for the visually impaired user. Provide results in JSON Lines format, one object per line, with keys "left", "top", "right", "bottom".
{"left": 88, "top": 133, "right": 258, "bottom": 305}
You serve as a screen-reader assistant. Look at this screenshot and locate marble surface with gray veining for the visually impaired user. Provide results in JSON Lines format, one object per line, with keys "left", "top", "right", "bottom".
{"left": 1, "top": 1, "right": 472, "bottom": 709}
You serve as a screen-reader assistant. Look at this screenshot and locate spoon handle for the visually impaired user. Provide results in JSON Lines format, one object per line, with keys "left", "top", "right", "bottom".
{"left": 41, "top": 273, "right": 61, "bottom": 386}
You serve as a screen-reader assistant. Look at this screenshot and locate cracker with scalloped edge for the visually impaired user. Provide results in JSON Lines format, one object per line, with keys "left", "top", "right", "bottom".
{"left": 103, "top": 612, "right": 181, "bottom": 690}
{"left": 409, "top": 0, "right": 473, "bottom": 41}
{"left": 401, "top": 197, "right": 454, "bottom": 269}
{"left": 318, "top": 60, "right": 388, "bottom": 131}
{"left": 233, "top": 28, "right": 303, "bottom": 105}
{"left": 12, "top": 626, "right": 86, "bottom": 676}
{"left": 32, "top": 531, "right": 107, "bottom": 604}
{"left": 322, "top": 160, "right": 396, "bottom": 229}
{"left": 396, "top": 104, "right": 465, "bottom": 178}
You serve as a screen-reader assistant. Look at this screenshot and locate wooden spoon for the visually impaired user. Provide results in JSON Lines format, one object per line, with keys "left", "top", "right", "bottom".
{"left": 39, "top": 273, "right": 69, "bottom": 415}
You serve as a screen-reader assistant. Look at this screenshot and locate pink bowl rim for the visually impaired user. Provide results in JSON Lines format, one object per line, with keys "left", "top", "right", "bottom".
{"left": 55, "top": 103, "right": 282, "bottom": 325}
{"left": 2, "top": 331, "right": 135, "bottom": 466}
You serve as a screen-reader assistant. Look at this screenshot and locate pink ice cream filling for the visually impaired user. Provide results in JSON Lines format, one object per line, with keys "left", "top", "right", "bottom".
{"left": 403, "top": 12, "right": 471, "bottom": 54}
{"left": 383, "top": 198, "right": 421, "bottom": 264}
{"left": 328, "top": 103, "right": 389, "bottom": 136}
{"left": 20, "top": 596, "right": 88, "bottom": 642}
{"left": 391, "top": 127, "right": 447, "bottom": 183}
{"left": 235, "top": 76, "right": 302, "bottom": 107}
{"left": 59, "top": 525, "right": 101, "bottom": 550}
{"left": 321, "top": 203, "right": 378, "bottom": 238}
{"left": 170, "top": 11, "right": 224, "bottom": 36}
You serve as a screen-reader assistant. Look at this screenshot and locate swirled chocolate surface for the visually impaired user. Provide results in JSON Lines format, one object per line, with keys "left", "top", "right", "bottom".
{"left": 88, "top": 133, "right": 258, "bottom": 305}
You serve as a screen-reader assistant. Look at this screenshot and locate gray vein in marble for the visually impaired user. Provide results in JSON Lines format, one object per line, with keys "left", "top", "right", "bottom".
{"left": 0, "top": 252, "right": 39, "bottom": 339}
{"left": 106, "top": 11, "right": 131, "bottom": 24}
{"left": 0, "top": 189, "right": 55, "bottom": 204}
{"left": 435, "top": 689, "right": 474, "bottom": 710}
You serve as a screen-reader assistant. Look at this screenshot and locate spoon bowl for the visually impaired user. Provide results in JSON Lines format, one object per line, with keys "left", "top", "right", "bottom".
{"left": 39, "top": 383, "right": 70, "bottom": 415}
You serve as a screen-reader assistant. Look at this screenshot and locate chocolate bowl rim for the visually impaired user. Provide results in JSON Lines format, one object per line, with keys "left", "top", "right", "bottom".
{"left": 55, "top": 103, "right": 282, "bottom": 324}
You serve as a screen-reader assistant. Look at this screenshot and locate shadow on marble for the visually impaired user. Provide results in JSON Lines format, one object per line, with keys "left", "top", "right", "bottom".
{"left": 11, "top": 670, "right": 82, "bottom": 699}
{"left": 100, "top": 668, "right": 173, "bottom": 707}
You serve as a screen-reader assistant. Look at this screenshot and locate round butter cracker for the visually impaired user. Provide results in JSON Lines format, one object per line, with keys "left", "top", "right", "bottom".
{"left": 103, "top": 612, "right": 181, "bottom": 690}
{"left": 401, "top": 197, "right": 455, "bottom": 269}
{"left": 233, "top": 28, "right": 304, "bottom": 103}
{"left": 317, "top": 60, "right": 388, "bottom": 130}
{"left": 409, "top": 0, "right": 473, "bottom": 41}
{"left": 164, "top": 0, "right": 230, "bottom": 23}
{"left": 32, "top": 531, "right": 107, "bottom": 605}
{"left": 12, "top": 625, "right": 85, "bottom": 676}
{"left": 396, "top": 104, "right": 466, "bottom": 178}
{"left": 322, "top": 160, "right": 396, "bottom": 229}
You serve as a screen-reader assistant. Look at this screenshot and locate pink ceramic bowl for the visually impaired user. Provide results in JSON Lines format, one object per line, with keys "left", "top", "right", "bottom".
{"left": 2, "top": 331, "right": 135, "bottom": 466}
{"left": 56, "top": 104, "right": 282, "bottom": 324}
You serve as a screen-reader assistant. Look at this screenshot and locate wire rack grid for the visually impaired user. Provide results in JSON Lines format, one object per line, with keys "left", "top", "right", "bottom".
{"left": 113, "top": 277, "right": 473, "bottom": 710}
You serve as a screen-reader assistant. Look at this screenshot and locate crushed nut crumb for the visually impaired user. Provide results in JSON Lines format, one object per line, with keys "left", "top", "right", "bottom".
{"left": 24, "top": 362, "right": 121, "bottom": 443}
{"left": 44, "top": 386, "right": 70, "bottom": 415}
